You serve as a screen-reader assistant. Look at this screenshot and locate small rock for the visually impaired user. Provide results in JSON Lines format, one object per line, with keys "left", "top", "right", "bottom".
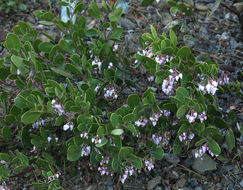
{"left": 85, "top": 185, "right": 97, "bottom": 190}
{"left": 161, "top": 12, "right": 173, "bottom": 26}
{"left": 199, "top": 25, "right": 209, "bottom": 41}
{"left": 195, "top": 3, "right": 208, "bottom": 11}
{"left": 239, "top": 179, "right": 243, "bottom": 188}
{"left": 163, "top": 153, "right": 180, "bottom": 164}
{"left": 176, "top": 178, "right": 186, "bottom": 188}
{"left": 190, "top": 178, "right": 198, "bottom": 188}
{"left": 195, "top": 186, "right": 203, "bottom": 190}
{"left": 157, "top": 0, "right": 170, "bottom": 10}
{"left": 117, "top": 18, "right": 136, "bottom": 29}
{"left": 155, "top": 186, "right": 163, "bottom": 190}
{"left": 116, "top": 1, "right": 129, "bottom": 14}
{"left": 192, "top": 153, "right": 217, "bottom": 173}
{"left": 147, "top": 176, "right": 162, "bottom": 190}
{"left": 169, "top": 170, "right": 179, "bottom": 180}
{"left": 216, "top": 183, "right": 222, "bottom": 188}
{"left": 233, "top": 3, "right": 243, "bottom": 13}
{"left": 227, "top": 183, "right": 234, "bottom": 189}
{"left": 220, "top": 32, "right": 230, "bottom": 41}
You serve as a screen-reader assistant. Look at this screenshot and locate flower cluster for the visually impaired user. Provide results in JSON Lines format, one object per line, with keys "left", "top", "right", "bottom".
{"left": 47, "top": 171, "right": 61, "bottom": 183}
{"left": 161, "top": 109, "right": 171, "bottom": 117}
{"left": 32, "top": 119, "right": 45, "bottom": 129}
{"left": 147, "top": 74, "right": 154, "bottom": 82}
{"left": 144, "top": 158, "right": 154, "bottom": 171}
{"left": 194, "top": 143, "right": 218, "bottom": 158}
{"left": 149, "top": 113, "right": 161, "bottom": 126}
{"left": 0, "top": 184, "right": 10, "bottom": 190}
{"left": 80, "top": 131, "right": 88, "bottom": 139}
{"left": 80, "top": 144, "right": 91, "bottom": 157}
{"left": 120, "top": 165, "right": 135, "bottom": 184}
{"left": 98, "top": 156, "right": 113, "bottom": 176}
{"left": 63, "top": 122, "right": 74, "bottom": 131}
{"left": 113, "top": 43, "right": 118, "bottom": 52}
{"left": 47, "top": 136, "right": 58, "bottom": 143}
{"left": 104, "top": 86, "right": 118, "bottom": 99}
{"left": 178, "top": 132, "right": 195, "bottom": 142}
{"left": 219, "top": 72, "right": 229, "bottom": 85}
{"left": 138, "top": 46, "right": 154, "bottom": 58}
{"left": 91, "top": 135, "right": 102, "bottom": 144}
{"left": 51, "top": 100, "right": 65, "bottom": 115}
{"left": 198, "top": 79, "right": 218, "bottom": 95}
{"left": 92, "top": 56, "right": 102, "bottom": 71}
{"left": 186, "top": 111, "right": 198, "bottom": 123}
{"left": 198, "top": 111, "right": 207, "bottom": 123}
{"left": 108, "top": 62, "right": 113, "bottom": 69}
{"left": 162, "top": 69, "right": 182, "bottom": 95}
{"left": 155, "top": 54, "right": 170, "bottom": 65}
{"left": 134, "top": 117, "right": 148, "bottom": 127}
{"left": 186, "top": 110, "right": 207, "bottom": 123}
{"left": 152, "top": 134, "right": 163, "bottom": 145}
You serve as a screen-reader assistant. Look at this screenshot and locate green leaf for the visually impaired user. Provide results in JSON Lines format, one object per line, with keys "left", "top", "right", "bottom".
{"left": 150, "top": 25, "right": 158, "bottom": 40}
{"left": 111, "top": 129, "right": 124, "bottom": 136}
{"left": 176, "top": 87, "right": 189, "bottom": 102}
{"left": 21, "top": 110, "right": 41, "bottom": 125}
{"left": 109, "top": 7, "right": 123, "bottom": 22}
{"left": 11, "top": 55, "right": 28, "bottom": 74}
{"left": 130, "top": 154, "right": 142, "bottom": 169}
{"left": 126, "top": 123, "right": 137, "bottom": 134}
{"left": 88, "top": 2, "right": 101, "bottom": 19}
{"left": 39, "top": 20, "right": 53, "bottom": 25}
{"left": 67, "top": 145, "right": 81, "bottom": 161}
{"left": 36, "top": 158, "right": 51, "bottom": 170}
{"left": 119, "top": 147, "right": 133, "bottom": 161}
{"left": 41, "top": 12, "right": 54, "bottom": 21}
{"left": 208, "top": 139, "right": 221, "bottom": 155}
{"left": 38, "top": 42, "right": 53, "bottom": 52}
{"left": 152, "top": 147, "right": 164, "bottom": 160}
{"left": 50, "top": 67, "right": 73, "bottom": 79}
{"left": 170, "top": 7, "right": 178, "bottom": 15}
{"left": 141, "top": 0, "right": 155, "bottom": 6}
{"left": 173, "top": 138, "right": 182, "bottom": 155}
{"left": 55, "top": 115, "right": 65, "bottom": 126}
{"left": 15, "top": 150, "right": 29, "bottom": 166}
{"left": 127, "top": 94, "right": 140, "bottom": 108}
{"left": 5, "top": 33, "right": 21, "bottom": 51}
{"left": 74, "top": 2, "right": 84, "bottom": 14}
{"left": 112, "top": 157, "right": 119, "bottom": 172}
{"left": 169, "top": 29, "right": 177, "bottom": 46}
{"left": 176, "top": 105, "right": 188, "bottom": 118}
{"left": 214, "top": 116, "right": 228, "bottom": 129}
{"left": 226, "top": 129, "right": 235, "bottom": 151}
{"left": 2, "top": 126, "right": 11, "bottom": 142}
{"left": 176, "top": 46, "right": 191, "bottom": 59}
{"left": 110, "top": 113, "right": 121, "bottom": 128}
{"left": 0, "top": 153, "right": 10, "bottom": 162}
{"left": 96, "top": 137, "right": 108, "bottom": 147}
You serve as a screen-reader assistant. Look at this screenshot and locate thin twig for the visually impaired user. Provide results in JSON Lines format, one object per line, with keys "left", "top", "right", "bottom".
{"left": 177, "top": 163, "right": 207, "bottom": 180}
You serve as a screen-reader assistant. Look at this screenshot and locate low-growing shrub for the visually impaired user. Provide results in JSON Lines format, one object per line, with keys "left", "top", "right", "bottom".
{"left": 0, "top": 0, "right": 26, "bottom": 14}
{"left": 0, "top": 0, "right": 237, "bottom": 189}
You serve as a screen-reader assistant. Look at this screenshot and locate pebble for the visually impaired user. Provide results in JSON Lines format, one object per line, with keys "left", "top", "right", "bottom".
{"left": 147, "top": 176, "right": 162, "bottom": 190}
{"left": 195, "top": 186, "right": 202, "bottom": 190}
{"left": 239, "top": 179, "right": 243, "bottom": 188}
{"left": 189, "top": 178, "right": 198, "bottom": 188}
{"left": 192, "top": 153, "right": 217, "bottom": 173}
{"left": 195, "top": 4, "right": 208, "bottom": 11}
{"left": 227, "top": 183, "right": 234, "bottom": 189}
{"left": 163, "top": 153, "right": 180, "bottom": 164}
{"left": 176, "top": 178, "right": 186, "bottom": 188}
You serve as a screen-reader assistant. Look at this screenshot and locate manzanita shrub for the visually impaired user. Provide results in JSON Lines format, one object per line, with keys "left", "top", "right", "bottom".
{"left": 0, "top": 0, "right": 236, "bottom": 189}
